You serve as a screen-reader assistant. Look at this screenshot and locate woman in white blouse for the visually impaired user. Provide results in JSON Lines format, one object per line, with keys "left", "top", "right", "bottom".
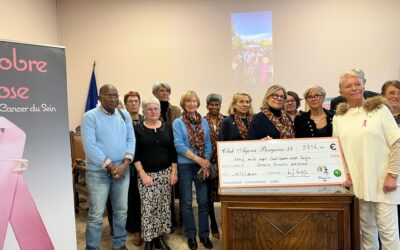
{"left": 333, "top": 70, "right": 400, "bottom": 250}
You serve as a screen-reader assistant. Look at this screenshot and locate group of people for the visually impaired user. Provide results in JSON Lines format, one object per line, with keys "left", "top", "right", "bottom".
{"left": 81, "top": 69, "right": 400, "bottom": 250}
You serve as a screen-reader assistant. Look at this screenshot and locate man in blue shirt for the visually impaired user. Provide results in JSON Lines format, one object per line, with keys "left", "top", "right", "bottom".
{"left": 82, "top": 84, "right": 135, "bottom": 250}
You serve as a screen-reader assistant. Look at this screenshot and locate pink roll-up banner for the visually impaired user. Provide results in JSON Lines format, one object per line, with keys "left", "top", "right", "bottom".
{"left": 0, "top": 40, "right": 76, "bottom": 249}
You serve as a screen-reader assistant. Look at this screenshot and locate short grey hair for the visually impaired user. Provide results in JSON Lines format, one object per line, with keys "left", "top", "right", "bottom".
{"left": 206, "top": 93, "right": 222, "bottom": 105}
{"left": 152, "top": 81, "right": 171, "bottom": 94}
{"left": 303, "top": 85, "right": 326, "bottom": 99}
{"left": 142, "top": 96, "right": 160, "bottom": 111}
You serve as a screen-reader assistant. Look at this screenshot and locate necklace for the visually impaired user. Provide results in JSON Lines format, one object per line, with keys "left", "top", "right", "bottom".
{"left": 144, "top": 120, "right": 159, "bottom": 127}
{"left": 310, "top": 109, "right": 326, "bottom": 121}
{"left": 311, "top": 114, "right": 326, "bottom": 121}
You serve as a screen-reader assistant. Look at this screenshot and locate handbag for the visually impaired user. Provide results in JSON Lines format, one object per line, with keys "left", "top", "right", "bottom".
{"left": 209, "top": 163, "right": 218, "bottom": 180}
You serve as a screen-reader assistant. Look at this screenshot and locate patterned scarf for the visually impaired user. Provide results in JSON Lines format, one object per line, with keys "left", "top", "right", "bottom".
{"left": 182, "top": 111, "right": 205, "bottom": 158}
{"left": 234, "top": 114, "right": 253, "bottom": 139}
{"left": 205, "top": 113, "right": 224, "bottom": 163}
{"left": 262, "top": 109, "right": 295, "bottom": 138}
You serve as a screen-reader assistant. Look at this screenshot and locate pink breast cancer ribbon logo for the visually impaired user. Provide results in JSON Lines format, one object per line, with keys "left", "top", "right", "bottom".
{"left": 0, "top": 116, "right": 54, "bottom": 250}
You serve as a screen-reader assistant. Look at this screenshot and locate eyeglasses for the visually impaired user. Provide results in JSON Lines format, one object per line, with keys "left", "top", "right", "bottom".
{"left": 387, "top": 91, "right": 400, "bottom": 97}
{"left": 101, "top": 94, "right": 119, "bottom": 100}
{"left": 145, "top": 107, "right": 160, "bottom": 112}
{"left": 285, "top": 100, "right": 296, "bottom": 104}
{"left": 305, "top": 94, "right": 323, "bottom": 101}
{"left": 271, "top": 94, "right": 286, "bottom": 101}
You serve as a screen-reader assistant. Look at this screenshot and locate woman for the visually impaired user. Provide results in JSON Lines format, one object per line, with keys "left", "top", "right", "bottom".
{"left": 333, "top": 71, "right": 400, "bottom": 249}
{"left": 204, "top": 93, "right": 224, "bottom": 239}
{"left": 284, "top": 91, "right": 302, "bottom": 122}
{"left": 382, "top": 80, "right": 400, "bottom": 125}
{"left": 294, "top": 86, "right": 333, "bottom": 138}
{"left": 248, "top": 85, "right": 295, "bottom": 140}
{"left": 220, "top": 92, "right": 254, "bottom": 141}
{"left": 152, "top": 81, "right": 181, "bottom": 232}
{"left": 133, "top": 97, "right": 178, "bottom": 250}
{"left": 122, "top": 91, "right": 144, "bottom": 246}
{"left": 173, "top": 91, "right": 213, "bottom": 250}
{"left": 124, "top": 91, "right": 144, "bottom": 126}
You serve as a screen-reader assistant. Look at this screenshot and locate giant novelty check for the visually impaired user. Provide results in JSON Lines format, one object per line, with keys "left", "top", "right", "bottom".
{"left": 217, "top": 138, "right": 347, "bottom": 188}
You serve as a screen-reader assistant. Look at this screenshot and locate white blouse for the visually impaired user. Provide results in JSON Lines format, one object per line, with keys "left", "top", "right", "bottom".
{"left": 333, "top": 105, "right": 400, "bottom": 204}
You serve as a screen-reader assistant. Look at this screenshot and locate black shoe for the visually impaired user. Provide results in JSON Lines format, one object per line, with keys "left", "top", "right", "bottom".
{"left": 144, "top": 241, "right": 152, "bottom": 250}
{"left": 157, "top": 235, "right": 171, "bottom": 250}
{"left": 200, "top": 237, "right": 213, "bottom": 249}
{"left": 187, "top": 238, "right": 198, "bottom": 250}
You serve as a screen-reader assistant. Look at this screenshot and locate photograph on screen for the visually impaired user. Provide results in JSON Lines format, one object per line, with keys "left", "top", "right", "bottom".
{"left": 231, "top": 11, "right": 273, "bottom": 86}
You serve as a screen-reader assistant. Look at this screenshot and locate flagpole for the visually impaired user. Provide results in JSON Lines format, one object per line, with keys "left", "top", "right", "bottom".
{"left": 85, "top": 61, "right": 99, "bottom": 112}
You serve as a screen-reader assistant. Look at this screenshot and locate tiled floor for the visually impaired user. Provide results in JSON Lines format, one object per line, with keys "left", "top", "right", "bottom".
{"left": 75, "top": 201, "right": 222, "bottom": 249}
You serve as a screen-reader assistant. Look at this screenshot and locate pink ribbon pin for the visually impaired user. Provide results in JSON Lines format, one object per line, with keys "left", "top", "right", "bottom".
{"left": 0, "top": 116, "right": 54, "bottom": 250}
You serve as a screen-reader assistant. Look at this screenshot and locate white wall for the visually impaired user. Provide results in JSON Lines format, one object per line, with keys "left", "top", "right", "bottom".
{"left": 57, "top": 0, "right": 400, "bottom": 129}
{"left": 0, "top": 0, "right": 59, "bottom": 45}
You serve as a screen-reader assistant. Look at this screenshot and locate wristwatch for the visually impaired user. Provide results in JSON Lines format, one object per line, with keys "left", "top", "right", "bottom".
{"left": 388, "top": 173, "right": 398, "bottom": 178}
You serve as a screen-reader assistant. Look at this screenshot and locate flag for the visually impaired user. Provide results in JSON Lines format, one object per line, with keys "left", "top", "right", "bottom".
{"left": 85, "top": 62, "right": 98, "bottom": 112}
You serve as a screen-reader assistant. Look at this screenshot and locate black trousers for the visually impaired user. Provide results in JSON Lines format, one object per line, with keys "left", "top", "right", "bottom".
{"left": 126, "top": 170, "right": 141, "bottom": 233}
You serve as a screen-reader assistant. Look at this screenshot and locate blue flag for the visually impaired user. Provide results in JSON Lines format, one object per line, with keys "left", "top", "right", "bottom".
{"left": 85, "top": 68, "right": 98, "bottom": 112}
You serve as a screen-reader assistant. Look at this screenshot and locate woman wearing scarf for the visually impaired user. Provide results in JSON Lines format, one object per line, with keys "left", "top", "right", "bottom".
{"left": 173, "top": 91, "right": 213, "bottom": 250}
{"left": 248, "top": 85, "right": 295, "bottom": 140}
{"left": 204, "top": 93, "right": 225, "bottom": 239}
{"left": 220, "top": 92, "right": 254, "bottom": 141}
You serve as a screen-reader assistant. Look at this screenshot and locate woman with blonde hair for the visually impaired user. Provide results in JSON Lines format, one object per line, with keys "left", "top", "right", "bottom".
{"left": 220, "top": 92, "right": 254, "bottom": 141}
{"left": 248, "top": 85, "right": 295, "bottom": 139}
{"left": 173, "top": 91, "right": 213, "bottom": 250}
{"left": 294, "top": 85, "right": 333, "bottom": 138}
{"left": 334, "top": 71, "right": 400, "bottom": 249}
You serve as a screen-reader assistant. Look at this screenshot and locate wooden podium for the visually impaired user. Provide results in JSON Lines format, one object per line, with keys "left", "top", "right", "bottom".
{"left": 220, "top": 186, "right": 359, "bottom": 250}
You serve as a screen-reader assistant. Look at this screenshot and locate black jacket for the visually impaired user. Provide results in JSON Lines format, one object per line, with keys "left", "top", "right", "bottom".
{"left": 294, "top": 109, "right": 334, "bottom": 138}
{"left": 220, "top": 115, "right": 247, "bottom": 141}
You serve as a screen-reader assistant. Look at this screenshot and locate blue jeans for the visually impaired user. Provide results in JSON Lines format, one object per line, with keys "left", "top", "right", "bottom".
{"left": 178, "top": 163, "right": 209, "bottom": 239}
{"left": 85, "top": 169, "right": 130, "bottom": 250}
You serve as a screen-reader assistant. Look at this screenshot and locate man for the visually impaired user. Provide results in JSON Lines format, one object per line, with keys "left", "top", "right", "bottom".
{"left": 329, "top": 69, "right": 379, "bottom": 113}
{"left": 82, "top": 84, "right": 135, "bottom": 250}
{"left": 123, "top": 91, "right": 143, "bottom": 246}
{"left": 152, "top": 81, "right": 181, "bottom": 232}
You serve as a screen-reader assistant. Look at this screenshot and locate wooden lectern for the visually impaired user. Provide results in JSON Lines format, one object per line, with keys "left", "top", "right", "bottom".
{"left": 220, "top": 186, "right": 359, "bottom": 250}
